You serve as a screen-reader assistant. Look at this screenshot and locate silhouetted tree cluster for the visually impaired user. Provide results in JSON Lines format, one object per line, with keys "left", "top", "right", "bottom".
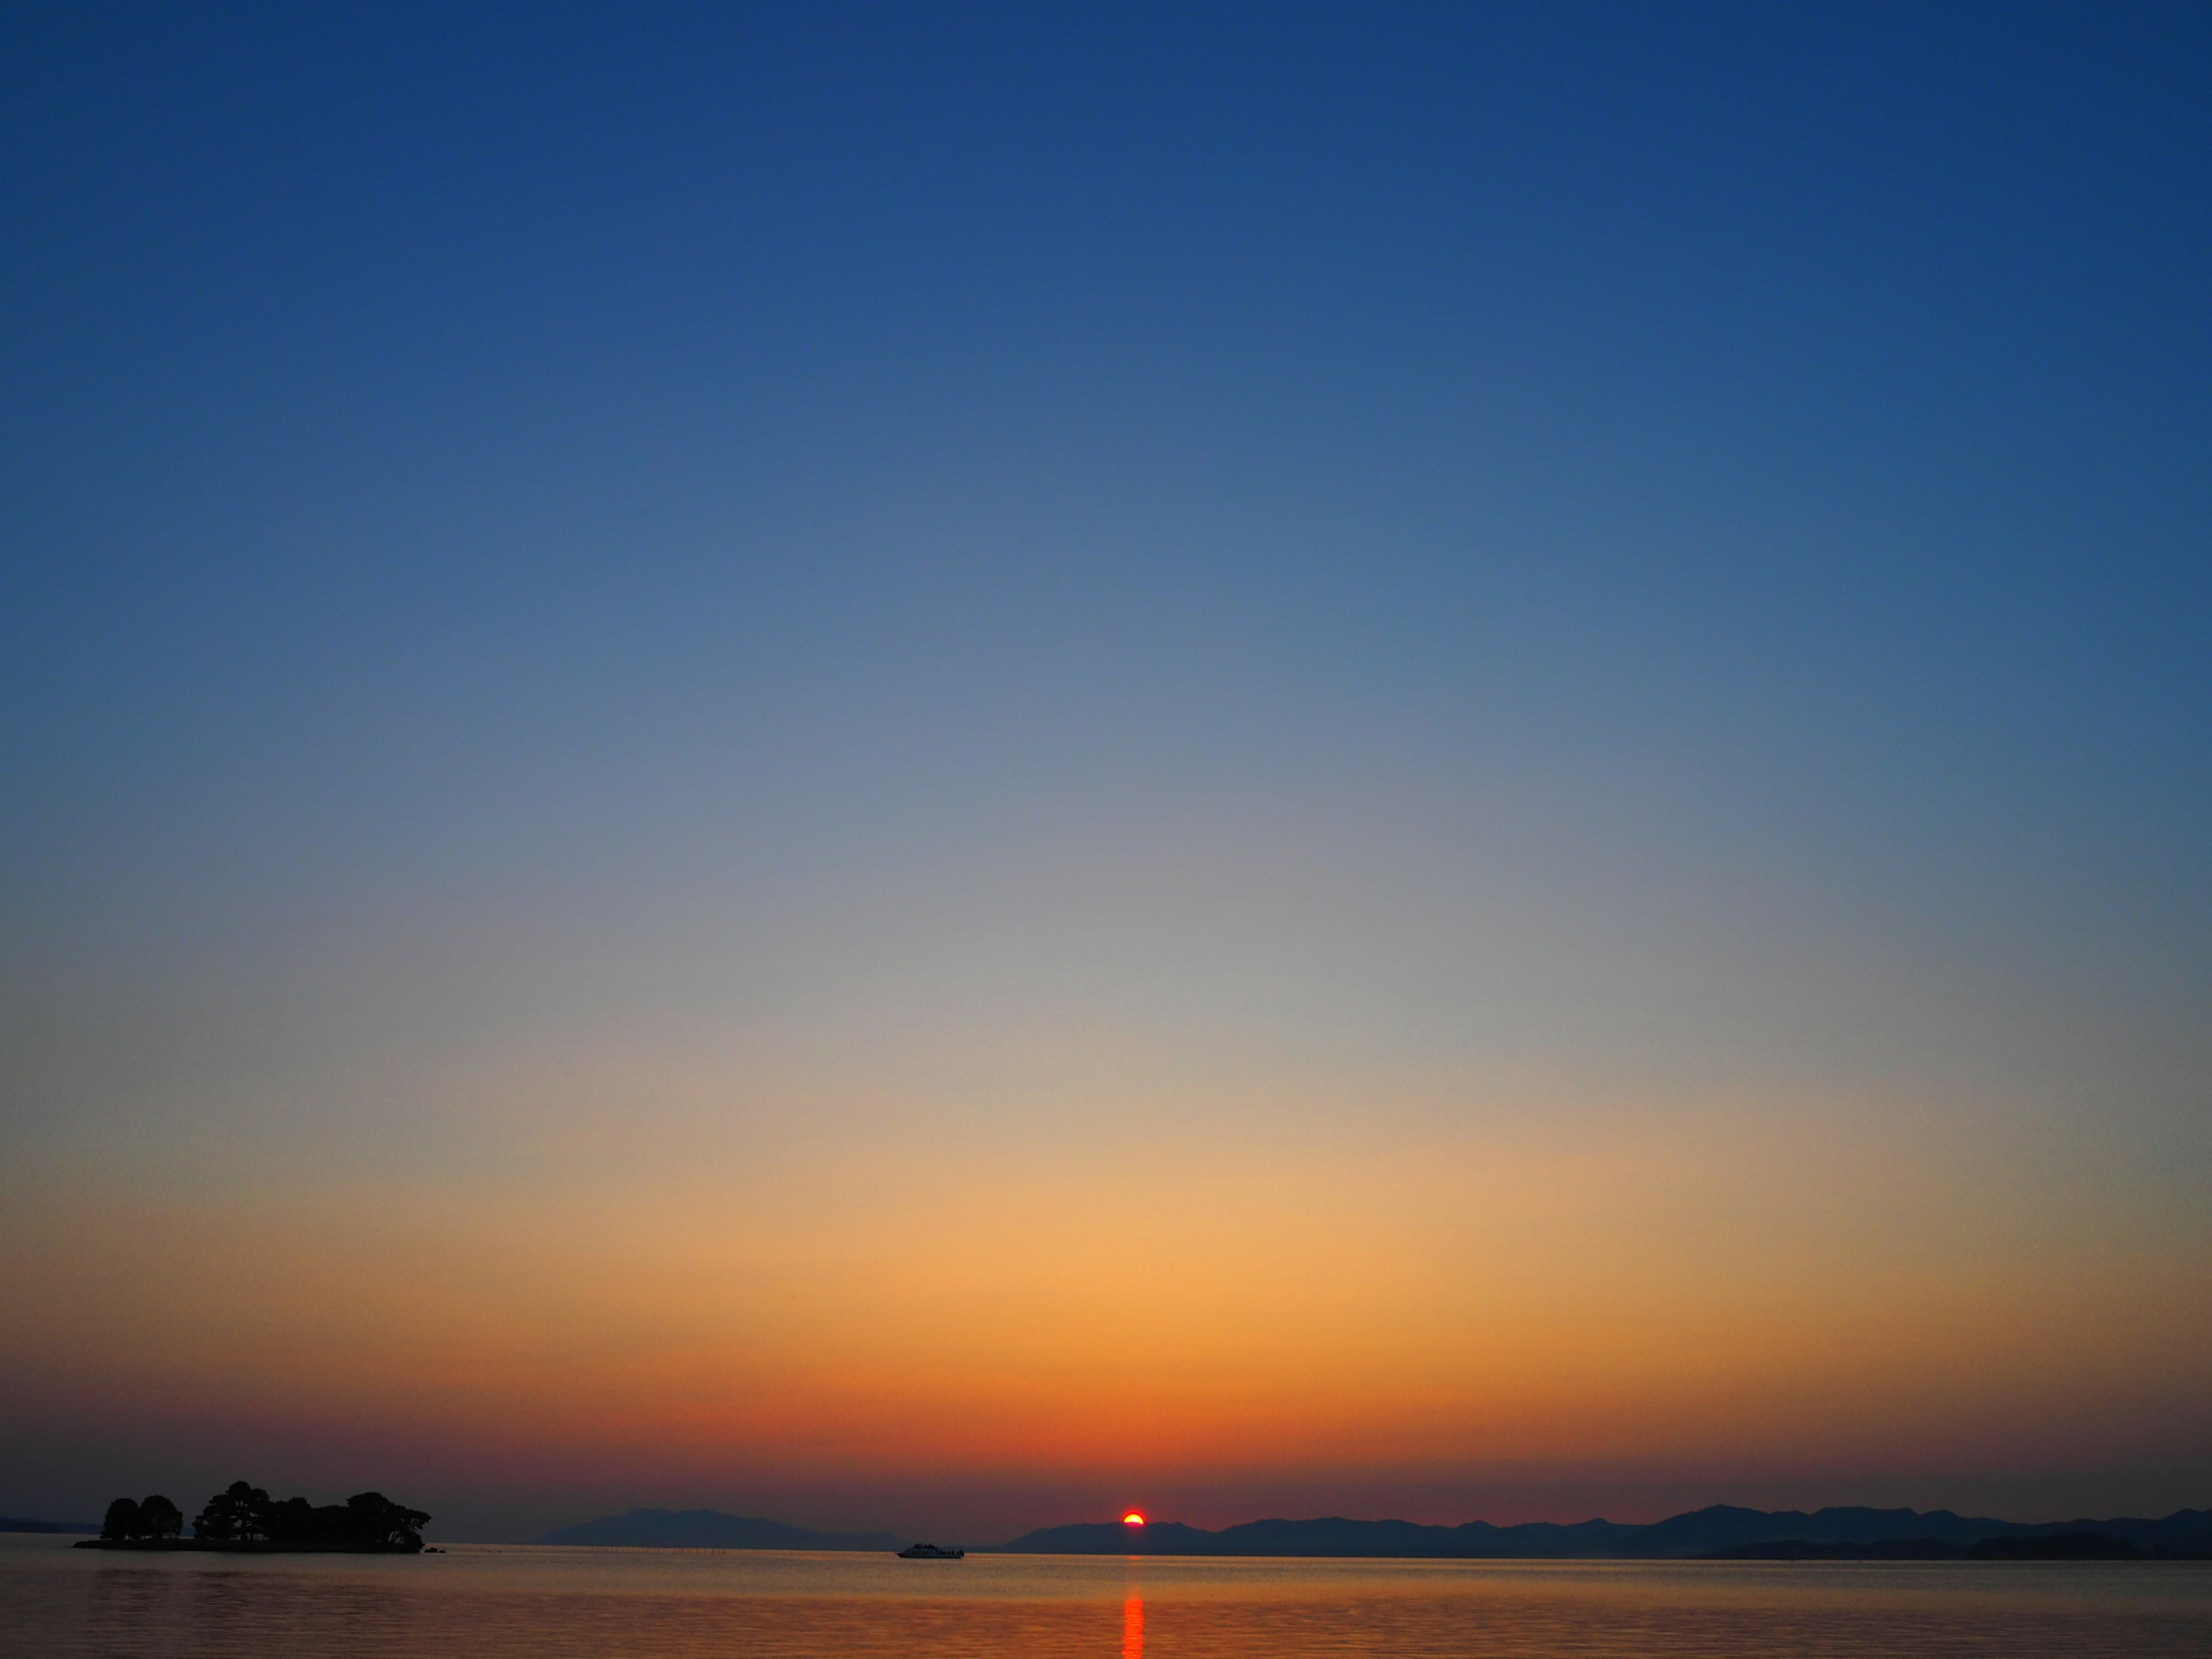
{"left": 182, "top": 1481, "right": 430, "bottom": 1550}
{"left": 100, "top": 1495, "right": 185, "bottom": 1541}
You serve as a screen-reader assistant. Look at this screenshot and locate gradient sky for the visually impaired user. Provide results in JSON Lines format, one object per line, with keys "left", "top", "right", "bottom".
{"left": 3, "top": 2, "right": 2209, "bottom": 1543}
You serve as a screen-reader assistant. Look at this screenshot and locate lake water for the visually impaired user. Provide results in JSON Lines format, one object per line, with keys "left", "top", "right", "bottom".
{"left": 7, "top": 1531, "right": 2211, "bottom": 1657}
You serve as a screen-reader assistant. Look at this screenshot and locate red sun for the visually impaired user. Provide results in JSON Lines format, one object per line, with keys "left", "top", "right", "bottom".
{"left": 1122, "top": 1512, "right": 1146, "bottom": 1527}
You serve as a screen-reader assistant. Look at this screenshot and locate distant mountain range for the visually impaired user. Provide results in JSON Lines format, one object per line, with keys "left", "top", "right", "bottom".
{"left": 994, "top": 1505, "right": 2212, "bottom": 1559}
{"left": 0, "top": 1517, "right": 99, "bottom": 1535}
{"left": 532, "top": 1501, "right": 2211, "bottom": 1557}
{"left": 536, "top": 1509, "right": 906, "bottom": 1551}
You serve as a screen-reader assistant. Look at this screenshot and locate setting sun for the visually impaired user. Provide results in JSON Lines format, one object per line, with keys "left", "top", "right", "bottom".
{"left": 1123, "top": 1512, "right": 1146, "bottom": 1527}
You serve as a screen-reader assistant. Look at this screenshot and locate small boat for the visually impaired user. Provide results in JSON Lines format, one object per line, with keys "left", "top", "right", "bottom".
{"left": 897, "top": 1542, "right": 965, "bottom": 1559}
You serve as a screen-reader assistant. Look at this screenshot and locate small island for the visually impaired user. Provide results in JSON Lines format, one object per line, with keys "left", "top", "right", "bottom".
{"left": 75, "top": 1482, "right": 430, "bottom": 1553}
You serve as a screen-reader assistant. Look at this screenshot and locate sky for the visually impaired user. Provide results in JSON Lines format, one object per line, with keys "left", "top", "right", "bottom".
{"left": 2, "top": 1, "right": 2208, "bottom": 1544}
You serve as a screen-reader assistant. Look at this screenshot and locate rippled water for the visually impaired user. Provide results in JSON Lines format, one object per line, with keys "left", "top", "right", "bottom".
{"left": 7, "top": 1531, "right": 2211, "bottom": 1657}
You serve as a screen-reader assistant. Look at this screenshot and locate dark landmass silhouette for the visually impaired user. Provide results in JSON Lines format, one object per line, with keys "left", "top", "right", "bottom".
{"left": 994, "top": 1505, "right": 2212, "bottom": 1559}
{"left": 76, "top": 1482, "right": 429, "bottom": 1553}
{"left": 537, "top": 1509, "right": 906, "bottom": 1551}
{"left": 1713, "top": 1537, "right": 1971, "bottom": 1561}
{"left": 1966, "top": 1533, "right": 2163, "bottom": 1560}
{"left": 1716, "top": 1533, "right": 2157, "bottom": 1561}
{"left": 0, "top": 1517, "right": 99, "bottom": 1535}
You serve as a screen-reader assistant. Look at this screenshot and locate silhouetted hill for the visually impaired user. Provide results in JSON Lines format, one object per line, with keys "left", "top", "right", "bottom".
{"left": 1718, "top": 1532, "right": 2160, "bottom": 1561}
{"left": 994, "top": 1505, "right": 2212, "bottom": 1559}
{"left": 993, "top": 1521, "right": 1220, "bottom": 1555}
{"left": 1, "top": 1517, "right": 99, "bottom": 1535}
{"left": 1967, "top": 1533, "right": 2149, "bottom": 1560}
{"left": 537, "top": 1509, "right": 905, "bottom": 1550}
{"left": 1714, "top": 1538, "right": 1969, "bottom": 1560}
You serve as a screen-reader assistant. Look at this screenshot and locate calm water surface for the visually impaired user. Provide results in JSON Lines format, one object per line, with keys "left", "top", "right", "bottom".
{"left": 7, "top": 1532, "right": 2210, "bottom": 1658}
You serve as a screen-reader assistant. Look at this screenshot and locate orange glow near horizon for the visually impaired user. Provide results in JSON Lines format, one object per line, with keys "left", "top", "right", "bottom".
{"left": 4, "top": 1071, "right": 2209, "bottom": 1522}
